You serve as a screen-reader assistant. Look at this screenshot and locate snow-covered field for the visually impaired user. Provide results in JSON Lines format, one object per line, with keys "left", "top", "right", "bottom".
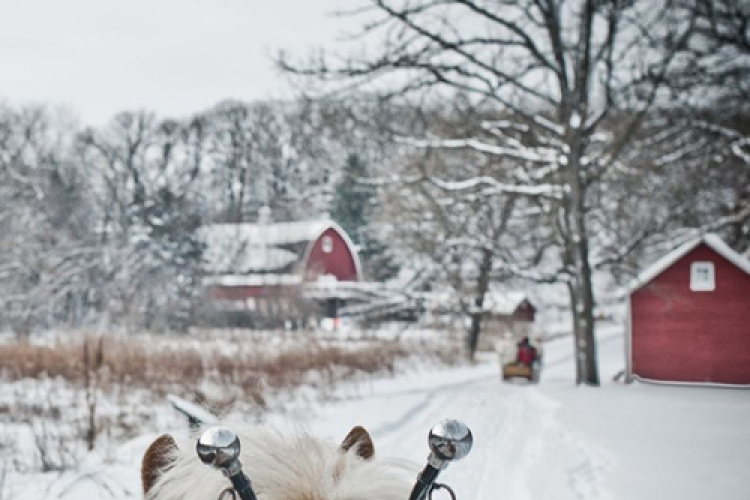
{"left": 3, "top": 324, "right": 749, "bottom": 500}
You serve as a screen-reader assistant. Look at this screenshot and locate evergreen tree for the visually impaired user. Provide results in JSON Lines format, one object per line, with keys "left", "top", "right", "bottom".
{"left": 331, "top": 154, "right": 371, "bottom": 243}
{"left": 331, "top": 154, "right": 398, "bottom": 281}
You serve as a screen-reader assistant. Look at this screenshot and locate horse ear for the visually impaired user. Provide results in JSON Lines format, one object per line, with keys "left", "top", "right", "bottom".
{"left": 142, "top": 434, "right": 179, "bottom": 494}
{"left": 341, "top": 426, "right": 374, "bottom": 460}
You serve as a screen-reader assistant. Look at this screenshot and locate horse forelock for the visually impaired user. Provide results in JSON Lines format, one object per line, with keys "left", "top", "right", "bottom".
{"left": 145, "top": 424, "right": 416, "bottom": 500}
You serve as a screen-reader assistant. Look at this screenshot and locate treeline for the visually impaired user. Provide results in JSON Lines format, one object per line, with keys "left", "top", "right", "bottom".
{"left": 0, "top": 95, "right": 745, "bottom": 339}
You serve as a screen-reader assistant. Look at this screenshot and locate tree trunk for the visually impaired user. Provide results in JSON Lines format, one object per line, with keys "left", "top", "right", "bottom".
{"left": 565, "top": 127, "right": 600, "bottom": 386}
{"left": 568, "top": 197, "right": 600, "bottom": 385}
{"left": 466, "top": 247, "right": 493, "bottom": 361}
{"left": 568, "top": 252, "right": 600, "bottom": 386}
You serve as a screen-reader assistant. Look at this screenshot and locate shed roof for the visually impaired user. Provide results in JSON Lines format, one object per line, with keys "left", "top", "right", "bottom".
{"left": 484, "top": 291, "right": 531, "bottom": 315}
{"left": 626, "top": 234, "right": 750, "bottom": 294}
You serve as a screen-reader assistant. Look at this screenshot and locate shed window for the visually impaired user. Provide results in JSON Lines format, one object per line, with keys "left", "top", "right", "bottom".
{"left": 321, "top": 235, "right": 333, "bottom": 253}
{"left": 690, "top": 261, "right": 715, "bottom": 292}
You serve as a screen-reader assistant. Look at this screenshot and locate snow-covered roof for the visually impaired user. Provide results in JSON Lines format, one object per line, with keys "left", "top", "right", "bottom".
{"left": 204, "top": 245, "right": 299, "bottom": 274}
{"left": 626, "top": 234, "right": 750, "bottom": 294}
{"left": 483, "top": 291, "right": 531, "bottom": 315}
{"left": 203, "top": 220, "right": 332, "bottom": 248}
{"left": 200, "top": 220, "right": 333, "bottom": 274}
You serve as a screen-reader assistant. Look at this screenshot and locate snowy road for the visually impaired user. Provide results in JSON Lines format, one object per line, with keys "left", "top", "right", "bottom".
{"left": 309, "top": 335, "right": 618, "bottom": 500}
{"left": 310, "top": 327, "right": 749, "bottom": 500}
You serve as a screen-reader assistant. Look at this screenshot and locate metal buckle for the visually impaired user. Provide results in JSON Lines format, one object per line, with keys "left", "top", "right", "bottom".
{"left": 218, "top": 487, "right": 237, "bottom": 500}
{"left": 429, "top": 483, "right": 457, "bottom": 500}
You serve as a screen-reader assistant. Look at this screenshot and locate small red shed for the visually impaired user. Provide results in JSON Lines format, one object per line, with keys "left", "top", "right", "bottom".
{"left": 625, "top": 234, "right": 750, "bottom": 385}
{"left": 201, "top": 219, "right": 362, "bottom": 316}
{"left": 484, "top": 291, "right": 537, "bottom": 323}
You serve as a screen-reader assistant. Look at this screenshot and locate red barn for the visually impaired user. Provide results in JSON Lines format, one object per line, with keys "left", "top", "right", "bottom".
{"left": 201, "top": 219, "right": 362, "bottom": 323}
{"left": 625, "top": 234, "right": 750, "bottom": 385}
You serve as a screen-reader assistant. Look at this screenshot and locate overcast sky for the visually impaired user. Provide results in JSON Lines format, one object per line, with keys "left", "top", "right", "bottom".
{"left": 0, "top": 0, "right": 351, "bottom": 126}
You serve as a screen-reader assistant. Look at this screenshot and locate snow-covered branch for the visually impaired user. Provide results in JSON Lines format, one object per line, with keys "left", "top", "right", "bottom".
{"left": 426, "top": 176, "right": 563, "bottom": 198}
{"left": 397, "top": 135, "right": 559, "bottom": 164}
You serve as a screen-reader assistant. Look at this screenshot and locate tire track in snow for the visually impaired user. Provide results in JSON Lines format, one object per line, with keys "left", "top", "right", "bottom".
{"left": 315, "top": 335, "right": 617, "bottom": 500}
{"left": 363, "top": 370, "right": 613, "bottom": 500}
{"left": 369, "top": 374, "right": 549, "bottom": 500}
{"left": 561, "top": 426, "right": 614, "bottom": 500}
{"left": 473, "top": 385, "right": 523, "bottom": 500}
{"left": 368, "top": 375, "right": 495, "bottom": 446}
{"left": 368, "top": 390, "right": 443, "bottom": 442}
{"left": 494, "top": 385, "right": 613, "bottom": 500}
{"left": 472, "top": 385, "right": 555, "bottom": 500}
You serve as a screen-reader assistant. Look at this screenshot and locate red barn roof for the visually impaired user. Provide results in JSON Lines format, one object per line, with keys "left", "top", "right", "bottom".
{"left": 625, "top": 234, "right": 750, "bottom": 386}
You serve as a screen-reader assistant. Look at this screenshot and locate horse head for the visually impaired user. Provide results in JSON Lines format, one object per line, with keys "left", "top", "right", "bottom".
{"left": 141, "top": 424, "right": 414, "bottom": 500}
{"left": 142, "top": 420, "right": 472, "bottom": 500}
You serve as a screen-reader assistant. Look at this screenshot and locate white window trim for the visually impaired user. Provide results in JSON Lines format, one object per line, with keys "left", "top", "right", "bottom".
{"left": 690, "top": 261, "right": 715, "bottom": 292}
{"left": 321, "top": 235, "right": 333, "bottom": 253}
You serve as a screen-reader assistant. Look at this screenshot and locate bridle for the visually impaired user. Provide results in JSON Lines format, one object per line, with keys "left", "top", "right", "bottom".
{"left": 196, "top": 420, "right": 473, "bottom": 500}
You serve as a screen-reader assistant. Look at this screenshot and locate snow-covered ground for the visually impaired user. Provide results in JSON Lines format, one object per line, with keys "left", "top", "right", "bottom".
{"left": 309, "top": 325, "right": 749, "bottom": 500}
{"left": 4, "top": 324, "right": 749, "bottom": 500}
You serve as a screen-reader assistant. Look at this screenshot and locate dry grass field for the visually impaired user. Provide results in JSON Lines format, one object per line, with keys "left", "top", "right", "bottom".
{"left": 0, "top": 327, "right": 463, "bottom": 474}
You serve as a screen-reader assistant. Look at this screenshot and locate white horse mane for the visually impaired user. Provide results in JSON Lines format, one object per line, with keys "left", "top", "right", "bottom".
{"left": 145, "top": 423, "right": 418, "bottom": 500}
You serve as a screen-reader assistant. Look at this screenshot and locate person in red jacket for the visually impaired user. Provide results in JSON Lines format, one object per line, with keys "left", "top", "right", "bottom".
{"left": 516, "top": 336, "right": 537, "bottom": 367}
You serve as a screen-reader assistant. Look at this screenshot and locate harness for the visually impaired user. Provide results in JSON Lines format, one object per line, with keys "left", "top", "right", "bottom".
{"left": 196, "top": 420, "right": 473, "bottom": 500}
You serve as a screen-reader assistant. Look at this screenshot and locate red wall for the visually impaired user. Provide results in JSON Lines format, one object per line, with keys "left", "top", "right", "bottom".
{"left": 631, "top": 244, "right": 750, "bottom": 384}
{"left": 210, "top": 286, "right": 265, "bottom": 300}
{"left": 304, "top": 228, "right": 359, "bottom": 282}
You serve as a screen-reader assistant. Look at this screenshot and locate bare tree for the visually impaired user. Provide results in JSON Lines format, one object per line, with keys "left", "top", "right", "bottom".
{"left": 202, "top": 100, "right": 343, "bottom": 224}
{"left": 601, "top": 0, "right": 750, "bottom": 263}
{"left": 278, "top": 0, "right": 697, "bottom": 384}
{"left": 666, "top": 0, "right": 750, "bottom": 251}
{"left": 372, "top": 105, "right": 547, "bottom": 359}
{"left": 0, "top": 103, "right": 95, "bottom": 336}
{"left": 78, "top": 111, "right": 207, "bottom": 332}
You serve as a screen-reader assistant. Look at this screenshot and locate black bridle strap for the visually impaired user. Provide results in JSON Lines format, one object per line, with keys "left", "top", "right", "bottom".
{"left": 409, "top": 464, "right": 441, "bottom": 500}
{"left": 225, "top": 471, "right": 257, "bottom": 500}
